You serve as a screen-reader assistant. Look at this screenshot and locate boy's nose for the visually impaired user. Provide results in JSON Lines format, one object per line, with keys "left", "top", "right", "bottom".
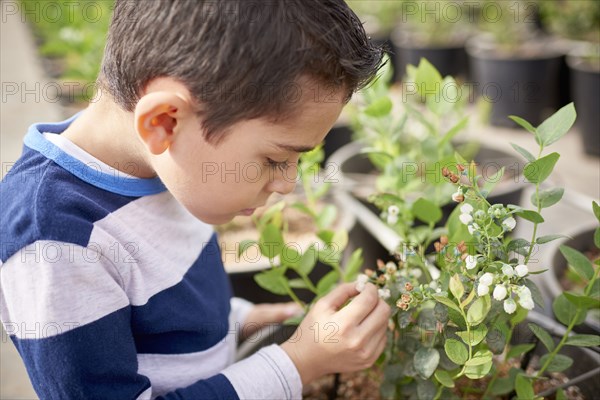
{"left": 270, "top": 176, "right": 297, "bottom": 195}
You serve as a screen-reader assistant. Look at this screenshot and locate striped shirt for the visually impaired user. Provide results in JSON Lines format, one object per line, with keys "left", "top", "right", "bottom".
{"left": 0, "top": 115, "right": 302, "bottom": 399}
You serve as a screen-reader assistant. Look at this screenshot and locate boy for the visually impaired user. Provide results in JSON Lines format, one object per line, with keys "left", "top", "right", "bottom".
{"left": 0, "top": 1, "right": 390, "bottom": 399}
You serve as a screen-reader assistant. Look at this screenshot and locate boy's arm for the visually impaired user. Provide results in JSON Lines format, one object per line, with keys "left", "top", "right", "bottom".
{"left": 1, "top": 241, "right": 241, "bottom": 400}
{"left": 1, "top": 242, "right": 306, "bottom": 400}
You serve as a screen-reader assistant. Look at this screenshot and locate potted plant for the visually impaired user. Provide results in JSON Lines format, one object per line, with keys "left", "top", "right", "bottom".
{"left": 466, "top": 0, "right": 564, "bottom": 127}
{"left": 239, "top": 100, "right": 600, "bottom": 398}
{"left": 328, "top": 58, "right": 528, "bottom": 244}
{"left": 217, "top": 146, "right": 361, "bottom": 305}
{"left": 542, "top": 218, "right": 600, "bottom": 334}
{"left": 539, "top": 0, "right": 600, "bottom": 156}
{"left": 391, "top": 0, "right": 472, "bottom": 81}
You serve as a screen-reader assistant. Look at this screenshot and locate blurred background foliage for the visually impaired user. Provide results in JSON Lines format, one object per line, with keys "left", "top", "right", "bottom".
{"left": 20, "top": 0, "right": 113, "bottom": 84}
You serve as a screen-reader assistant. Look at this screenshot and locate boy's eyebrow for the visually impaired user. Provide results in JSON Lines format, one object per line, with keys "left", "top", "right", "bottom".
{"left": 274, "top": 142, "right": 317, "bottom": 153}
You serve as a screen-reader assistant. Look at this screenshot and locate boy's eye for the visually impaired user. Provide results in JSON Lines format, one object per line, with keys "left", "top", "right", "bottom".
{"left": 266, "top": 158, "right": 290, "bottom": 171}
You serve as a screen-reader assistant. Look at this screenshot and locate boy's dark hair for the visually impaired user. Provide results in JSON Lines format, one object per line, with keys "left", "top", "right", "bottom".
{"left": 99, "top": 0, "right": 384, "bottom": 143}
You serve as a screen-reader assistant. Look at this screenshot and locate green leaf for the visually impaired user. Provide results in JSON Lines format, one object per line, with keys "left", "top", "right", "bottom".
{"left": 507, "top": 343, "right": 536, "bottom": 359}
{"left": 564, "top": 292, "right": 600, "bottom": 308}
{"left": 517, "top": 210, "right": 545, "bottom": 224}
{"left": 508, "top": 115, "right": 537, "bottom": 134}
{"left": 440, "top": 116, "right": 469, "bottom": 148}
{"left": 539, "top": 354, "right": 573, "bottom": 373}
{"left": 288, "top": 279, "right": 308, "bottom": 289}
{"left": 343, "top": 248, "right": 363, "bottom": 282}
{"left": 416, "top": 379, "right": 437, "bottom": 400}
{"left": 254, "top": 268, "right": 289, "bottom": 295}
{"left": 593, "top": 201, "right": 600, "bottom": 221}
{"left": 511, "top": 142, "right": 536, "bottom": 162}
{"left": 412, "top": 197, "right": 442, "bottom": 224}
{"left": 464, "top": 359, "right": 493, "bottom": 379}
{"left": 434, "top": 370, "right": 455, "bottom": 388}
{"left": 415, "top": 58, "right": 443, "bottom": 95}
{"left": 316, "top": 204, "right": 337, "bottom": 230}
{"left": 444, "top": 338, "right": 468, "bottom": 365}
{"left": 595, "top": 227, "right": 600, "bottom": 249}
{"left": 467, "top": 295, "right": 491, "bottom": 325}
{"left": 565, "top": 334, "right": 600, "bottom": 347}
{"left": 553, "top": 294, "right": 587, "bottom": 326}
{"left": 515, "top": 374, "right": 535, "bottom": 400}
{"left": 331, "top": 229, "right": 348, "bottom": 252}
{"left": 316, "top": 270, "right": 340, "bottom": 295}
{"left": 524, "top": 152, "right": 560, "bottom": 184}
{"left": 465, "top": 349, "right": 493, "bottom": 367}
{"left": 531, "top": 187, "right": 564, "bottom": 209}
{"left": 238, "top": 240, "right": 257, "bottom": 257}
{"left": 560, "top": 245, "right": 594, "bottom": 281}
{"left": 536, "top": 234, "right": 567, "bottom": 244}
{"left": 456, "top": 325, "right": 488, "bottom": 346}
{"left": 433, "top": 295, "right": 462, "bottom": 313}
{"left": 281, "top": 245, "right": 302, "bottom": 268}
{"left": 537, "top": 102, "right": 577, "bottom": 146}
{"left": 364, "top": 96, "right": 392, "bottom": 117}
{"left": 449, "top": 274, "right": 464, "bottom": 301}
{"left": 298, "top": 245, "right": 318, "bottom": 276}
{"left": 528, "top": 323, "right": 556, "bottom": 352}
{"left": 413, "top": 347, "right": 440, "bottom": 379}
{"left": 259, "top": 224, "right": 283, "bottom": 258}
{"left": 317, "top": 230, "right": 334, "bottom": 245}
{"left": 557, "top": 388, "right": 568, "bottom": 400}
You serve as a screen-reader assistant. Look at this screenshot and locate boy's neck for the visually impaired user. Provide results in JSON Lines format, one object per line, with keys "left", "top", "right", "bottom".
{"left": 61, "top": 92, "right": 157, "bottom": 179}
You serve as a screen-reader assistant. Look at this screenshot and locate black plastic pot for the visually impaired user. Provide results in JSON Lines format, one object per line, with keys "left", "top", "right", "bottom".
{"left": 466, "top": 36, "right": 563, "bottom": 128}
{"left": 322, "top": 124, "right": 353, "bottom": 166}
{"left": 543, "top": 224, "right": 600, "bottom": 334}
{"left": 393, "top": 39, "right": 468, "bottom": 81}
{"left": 568, "top": 56, "right": 600, "bottom": 156}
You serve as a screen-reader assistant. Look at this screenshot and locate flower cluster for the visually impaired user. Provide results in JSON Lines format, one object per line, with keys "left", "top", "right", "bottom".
{"left": 476, "top": 263, "right": 533, "bottom": 313}
{"left": 459, "top": 202, "right": 516, "bottom": 235}
{"left": 355, "top": 259, "right": 441, "bottom": 312}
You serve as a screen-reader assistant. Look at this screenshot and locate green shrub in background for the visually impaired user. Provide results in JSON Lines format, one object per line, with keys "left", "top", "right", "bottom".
{"left": 20, "top": 0, "right": 113, "bottom": 88}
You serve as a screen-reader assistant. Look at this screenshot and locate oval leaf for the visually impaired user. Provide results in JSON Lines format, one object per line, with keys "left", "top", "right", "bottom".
{"left": 553, "top": 294, "right": 587, "bottom": 326}
{"left": 560, "top": 245, "right": 593, "bottom": 281}
{"left": 412, "top": 197, "right": 442, "bottom": 224}
{"left": 528, "top": 323, "right": 556, "bottom": 352}
{"left": 565, "top": 334, "right": 600, "bottom": 347}
{"left": 444, "top": 338, "right": 468, "bottom": 365}
{"left": 467, "top": 296, "right": 491, "bottom": 326}
{"left": 413, "top": 347, "right": 440, "bottom": 379}
{"left": 524, "top": 153, "right": 560, "bottom": 184}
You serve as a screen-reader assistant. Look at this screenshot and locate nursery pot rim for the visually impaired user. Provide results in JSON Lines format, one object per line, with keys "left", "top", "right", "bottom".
{"left": 465, "top": 34, "right": 564, "bottom": 61}
{"left": 327, "top": 141, "right": 528, "bottom": 202}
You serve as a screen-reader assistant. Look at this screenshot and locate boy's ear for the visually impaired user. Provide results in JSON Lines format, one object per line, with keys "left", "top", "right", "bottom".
{"left": 134, "top": 91, "right": 191, "bottom": 155}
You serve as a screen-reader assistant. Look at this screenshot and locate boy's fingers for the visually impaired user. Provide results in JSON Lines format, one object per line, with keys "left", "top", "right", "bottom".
{"left": 318, "top": 282, "right": 359, "bottom": 312}
{"left": 338, "top": 283, "right": 379, "bottom": 324}
{"left": 358, "top": 299, "right": 391, "bottom": 336}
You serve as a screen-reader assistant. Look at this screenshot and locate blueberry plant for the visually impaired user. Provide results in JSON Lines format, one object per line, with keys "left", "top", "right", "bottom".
{"left": 355, "top": 66, "right": 600, "bottom": 397}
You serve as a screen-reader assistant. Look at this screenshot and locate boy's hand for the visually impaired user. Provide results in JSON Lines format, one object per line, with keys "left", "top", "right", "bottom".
{"left": 241, "top": 302, "right": 302, "bottom": 341}
{"left": 280, "top": 283, "right": 390, "bottom": 385}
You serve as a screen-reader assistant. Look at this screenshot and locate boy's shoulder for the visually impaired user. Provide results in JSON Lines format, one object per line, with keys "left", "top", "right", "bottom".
{"left": 0, "top": 144, "right": 136, "bottom": 263}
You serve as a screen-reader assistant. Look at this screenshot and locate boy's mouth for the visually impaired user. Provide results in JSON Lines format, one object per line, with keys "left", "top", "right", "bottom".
{"left": 239, "top": 208, "right": 256, "bottom": 216}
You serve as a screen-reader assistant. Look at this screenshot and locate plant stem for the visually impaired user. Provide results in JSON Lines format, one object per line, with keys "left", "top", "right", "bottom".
{"left": 433, "top": 383, "right": 444, "bottom": 400}
{"left": 524, "top": 146, "right": 544, "bottom": 264}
